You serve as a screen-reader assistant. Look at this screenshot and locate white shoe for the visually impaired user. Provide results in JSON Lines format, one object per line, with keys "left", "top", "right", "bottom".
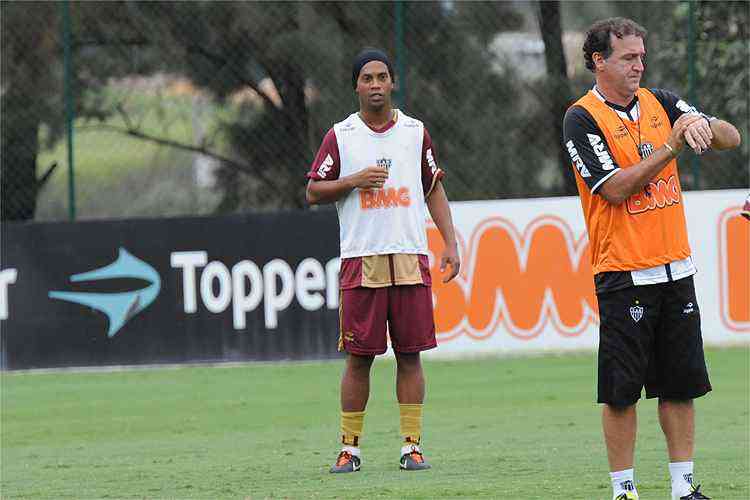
{"left": 671, "top": 483, "right": 711, "bottom": 499}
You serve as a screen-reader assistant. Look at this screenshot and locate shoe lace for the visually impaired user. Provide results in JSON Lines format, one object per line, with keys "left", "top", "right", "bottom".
{"left": 681, "top": 484, "right": 710, "bottom": 500}
{"left": 408, "top": 450, "right": 424, "bottom": 464}
{"left": 336, "top": 451, "right": 353, "bottom": 467}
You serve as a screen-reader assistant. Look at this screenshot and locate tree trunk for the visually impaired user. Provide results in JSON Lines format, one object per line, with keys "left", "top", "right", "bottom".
{"left": 1, "top": 92, "right": 40, "bottom": 221}
{"left": 538, "top": 0, "right": 576, "bottom": 195}
{"left": 276, "top": 61, "right": 309, "bottom": 209}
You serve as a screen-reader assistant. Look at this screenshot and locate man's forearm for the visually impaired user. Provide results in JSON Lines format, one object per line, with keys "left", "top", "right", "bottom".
{"left": 598, "top": 146, "right": 675, "bottom": 205}
{"left": 709, "top": 119, "right": 741, "bottom": 150}
{"left": 426, "top": 182, "right": 457, "bottom": 248}
{"left": 306, "top": 177, "right": 356, "bottom": 205}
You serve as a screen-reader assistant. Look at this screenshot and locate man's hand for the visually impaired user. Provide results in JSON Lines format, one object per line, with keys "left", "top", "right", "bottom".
{"left": 683, "top": 116, "right": 713, "bottom": 155}
{"left": 351, "top": 166, "right": 388, "bottom": 189}
{"left": 440, "top": 244, "right": 460, "bottom": 283}
{"left": 666, "top": 113, "right": 704, "bottom": 155}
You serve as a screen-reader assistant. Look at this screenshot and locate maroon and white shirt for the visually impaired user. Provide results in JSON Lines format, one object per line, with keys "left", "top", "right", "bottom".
{"left": 307, "top": 109, "right": 445, "bottom": 288}
{"left": 307, "top": 112, "right": 444, "bottom": 196}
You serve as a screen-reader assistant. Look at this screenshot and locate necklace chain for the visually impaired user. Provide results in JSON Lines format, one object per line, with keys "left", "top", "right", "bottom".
{"left": 615, "top": 105, "right": 643, "bottom": 159}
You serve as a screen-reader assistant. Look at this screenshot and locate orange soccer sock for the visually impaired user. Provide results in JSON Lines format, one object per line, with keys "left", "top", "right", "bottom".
{"left": 340, "top": 410, "right": 365, "bottom": 447}
{"left": 399, "top": 403, "right": 423, "bottom": 446}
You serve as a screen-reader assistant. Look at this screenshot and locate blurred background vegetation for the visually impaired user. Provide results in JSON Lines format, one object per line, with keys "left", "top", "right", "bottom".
{"left": 1, "top": 1, "right": 747, "bottom": 221}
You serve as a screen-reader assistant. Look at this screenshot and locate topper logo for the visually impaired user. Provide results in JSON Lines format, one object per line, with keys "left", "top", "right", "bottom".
{"left": 718, "top": 206, "right": 750, "bottom": 332}
{"left": 627, "top": 175, "right": 681, "bottom": 214}
{"left": 427, "top": 215, "right": 597, "bottom": 341}
{"left": 360, "top": 187, "right": 411, "bottom": 210}
{"left": 0, "top": 269, "right": 18, "bottom": 321}
{"left": 49, "top": 248, "right": 161, "bottom": 338}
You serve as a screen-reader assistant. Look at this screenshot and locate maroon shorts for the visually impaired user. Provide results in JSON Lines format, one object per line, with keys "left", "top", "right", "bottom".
{"left": 339, "top": 285, "right": 437, "bottom": 355}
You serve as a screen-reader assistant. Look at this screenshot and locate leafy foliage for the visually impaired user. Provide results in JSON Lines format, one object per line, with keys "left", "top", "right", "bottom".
{"left": 1, "top": 1, "right": 747, "bottom": 220}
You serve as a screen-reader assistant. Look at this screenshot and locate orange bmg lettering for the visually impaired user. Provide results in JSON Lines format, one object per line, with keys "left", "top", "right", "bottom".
{"left": 360, "top": 187, "right": 411, "bottom": 209}
{"left": 627, "top": 175, "right": 681, "bottom": 214}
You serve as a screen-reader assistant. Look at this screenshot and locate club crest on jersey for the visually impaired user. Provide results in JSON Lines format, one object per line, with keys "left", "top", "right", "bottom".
{"left": 639, "top": 142, "right": 655, "bottom": 159}
{"left": 376, "top": 158, "right": 392, "bottom": 171}
{"left": 630, "top": 305, "right": 644, "bottom": 323}
{"left": 650, "top": 115, "right": 663, "bottom": 128}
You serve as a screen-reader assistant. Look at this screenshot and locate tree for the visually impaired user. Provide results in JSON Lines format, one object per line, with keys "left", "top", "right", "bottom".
{"left": 72, "top": 2, "right": 309, "bottom": 210}
{"left": 1, "top": 3, "right": 62, "bottom": 221}
{"left": 7, "top": 1, "right": 742, "bottom": 220}
{"left": 0, "top": 1, "right": 581, "bottom": 218}
{"left": 537, "top": 0, "right": 576, "bottom": 195}
{"left": 612, "top": 1, "right": 748, "bottom": 190}
{"left": 99, "top": 1, "right": 534, "bottom": 207}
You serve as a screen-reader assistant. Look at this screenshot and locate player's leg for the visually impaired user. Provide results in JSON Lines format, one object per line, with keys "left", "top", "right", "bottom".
{"left": 395, "top": 353, "right": 425, "bottom": 423}
{"left": 647, "top": 277, "right": 711, "bottom": 499}
{"left": 597, "top": 285, "right": 659, "bottom": 499}
{"left": 330, "top": 353, "right": 374, "bottom": 473}
{"left": 341, "top": 353, "right": 375, "bottom": 412}
{"left": 330, "top": 287, "right": 388, "bottom": 474}
{"left": 658, "top": 399, "right": 694, "bottom": 463}
{"left": 603, "top": 404, "right": 639, "bottom": 499}
{"left": 658, "top": 399, "right": 709, "bottom": 499}
{"left": 394, "top": 352, "right": 429, "bottom": 470}
{"left": 395, "top": 352, "right": 425, "bottom": 403}
{"left": 389, "top": 284, "right": 436, "bottom": 471}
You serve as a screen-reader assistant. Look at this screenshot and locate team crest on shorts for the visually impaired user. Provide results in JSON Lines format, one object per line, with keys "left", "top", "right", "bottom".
{"left": 629, "top": 305, "right": 644, "bottom": 322}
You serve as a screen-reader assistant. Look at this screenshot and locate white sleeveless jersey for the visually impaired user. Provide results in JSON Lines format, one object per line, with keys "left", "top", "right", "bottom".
{"left": 334, "top": 110, "right": 429, "bottom": 258}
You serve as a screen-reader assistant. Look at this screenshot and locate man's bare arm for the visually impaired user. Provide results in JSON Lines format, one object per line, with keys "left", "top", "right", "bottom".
{"left": 426, "top": 181, "right": 460, "bottom": 282}
{"left": 599, "top": 113, "right": 701, "bottom": 205}
{"left": 707, "top": 119, "right": 741, "bottom": 151}
{"left": 306, "top": 166, "right": 388, "bottom": 205}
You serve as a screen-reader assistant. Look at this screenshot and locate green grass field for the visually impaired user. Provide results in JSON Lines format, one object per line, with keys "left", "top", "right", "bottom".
{"left": 34, "top": 90, "right": 234, "bottom": 220}
{"left": 2, "top": 348, "right": 748, "bottom": 499}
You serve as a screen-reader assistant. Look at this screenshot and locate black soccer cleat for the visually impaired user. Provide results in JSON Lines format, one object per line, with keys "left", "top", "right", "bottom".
{"left": 399, "top": 446, "right": 431, "bottom": 471}
{"left": 330, "top": 450, "right": 361, "bottom": 473}
{"left": 679, "top": 484, "right": 711, "bottom": 499}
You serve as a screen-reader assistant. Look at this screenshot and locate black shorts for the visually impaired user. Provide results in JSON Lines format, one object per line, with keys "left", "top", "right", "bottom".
{"left": 597, "top": 275, "right": 712, "bottom": 406}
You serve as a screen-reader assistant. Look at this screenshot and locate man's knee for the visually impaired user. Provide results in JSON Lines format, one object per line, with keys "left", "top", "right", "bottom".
{"left": 604, "top": 403, "right": 636, "bottom": 414}
{"left": 395, "top": 352, "right": 421, "bottom": 372}
{"left": 347, "top": 353, "right": 375, "bottom": 373}
{"left": 658, "top": 398, "right": 693, "bottom": 407}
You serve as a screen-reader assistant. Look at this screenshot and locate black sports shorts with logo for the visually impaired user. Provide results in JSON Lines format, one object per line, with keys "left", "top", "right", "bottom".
{"left": 596, "top": 275, "right": 712, "bottom": 406}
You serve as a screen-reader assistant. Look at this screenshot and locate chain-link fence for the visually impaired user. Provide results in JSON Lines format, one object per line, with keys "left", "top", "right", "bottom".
{"left": 2, "top": 1, "right": 748, "bottom": 221}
